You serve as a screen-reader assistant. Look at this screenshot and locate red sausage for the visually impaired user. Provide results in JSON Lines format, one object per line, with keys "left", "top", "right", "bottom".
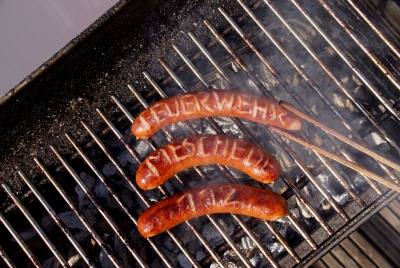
{"left": 137, "top": 184, "right": 288, "bottom": 238}
{"left": 136, "top": 134, "right": 281, "bottom": 190}
{"left": 131, "top": 89, "right": 302, "bottom": 139}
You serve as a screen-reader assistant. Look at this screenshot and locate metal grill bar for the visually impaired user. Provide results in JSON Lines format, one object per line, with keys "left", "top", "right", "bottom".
{"left": 173, "top": 45, "right": 212, "bottom": 88}
{"left": 318, "top": 0, "right": 400, "bottom": 92}
{"left": 33, "top": 157, "right": 123, "bottom": 268}
{"left": 124, "top": 2, "right": 399, "bottom": 265}
{"left": 158, "top": 56, "right": 319, "bottom": 250}
{"left": 290, "top": 0, "right": 400, "bottom": 122}
{"left": 1, "top": 0, "right": 399, "bottom": 266}
{"left": 49, "top": 146, "right": 149, "bottom": 268}
{"left": 375, "top": 1, "right": 400, "bottom": 45}
{"left": 110, "top": 95, "right": 228, "bottom": 267}
{"left": 79, "top": 120, "right": 202, "bottom": 267}
{"left": 173, "top": 38, "right": 333, "bottom": 248}
{"left": 262, "top": 0, "right": 400, "bottom": 154}
{"left": 216, "top": 4, "right": 382, "bottom": 207}
{"left": 232, "top": 0, "right": 391, "bottom": 197}
{"left": 141, "top": 68, "right": 300, "bottom": 261}
{"left": 64, "top": 132, "right": 175, "bottom": 268}
{"left": 0, "top": 211, "right": 42, "bottom": 267}
{"left": 166, "top": 27, "right": 331, "bottom": 247}
{"left": 0, "top": 245, "right": 15, "bottom": 268}
{"left": 144, "top": 53, "right": 304, "bottom": 264}
{"left": 17, "top": 170, "right": 94, "bottom": 268}
{"left": 1, "top": 183, "right": 69, "bottom": 267}
{"left": 343, "top": 0, "right": 400, "bottom": 59}
{"left": 186, "top": 21, "right": 349, "bottom": 224}
{"left": 301, "top": 189, "right": 398, "bottom": 266}
{"left": 172, "top": 44, "right": 211, "bottom": 88}
{"left": 253, "top": 0, "right": 400, "bottom": 186}
{"left": 204, "top": 11, "right": 373, "bottom": 205}
{"left": 129, "top": 81, "right": 256, "bottom": 267}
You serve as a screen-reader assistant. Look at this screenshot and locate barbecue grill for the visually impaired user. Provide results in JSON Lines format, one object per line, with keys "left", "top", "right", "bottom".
{"left": 0, "top": 0, "right": 399, "bottom": 267}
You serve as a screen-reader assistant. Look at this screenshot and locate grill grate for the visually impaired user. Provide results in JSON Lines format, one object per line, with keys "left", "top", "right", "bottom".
{"left": 1, "top": 0, "right": 400, "bottom": 267}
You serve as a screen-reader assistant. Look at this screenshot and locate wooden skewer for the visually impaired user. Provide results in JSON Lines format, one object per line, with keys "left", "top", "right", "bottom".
{"left": 281, "top": 102, "right": 400, "bottom": 173}
{"left": 270, "top": 127, "right": 400, "bottom": 194}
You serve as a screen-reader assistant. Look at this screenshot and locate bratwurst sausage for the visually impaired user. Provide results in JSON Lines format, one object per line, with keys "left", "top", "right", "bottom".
{"left": 137, "top": 184, "right": 288, "bottom": 237}
{"left": 131, "top": 89, "right": 302, "bottom": 139}
{"left": 136, "top": 134, "right": 281, "bottom": 190}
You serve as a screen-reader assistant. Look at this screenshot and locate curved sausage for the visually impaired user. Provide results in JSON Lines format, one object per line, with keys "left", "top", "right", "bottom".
{"left": 131, "top": 89, "right": 302, "bottom": 139}
{"left": 136, "top": 134, "right": 281, "bottom": 190}
{"left": 137, "top": 184, "right": 288, "bottom": 237}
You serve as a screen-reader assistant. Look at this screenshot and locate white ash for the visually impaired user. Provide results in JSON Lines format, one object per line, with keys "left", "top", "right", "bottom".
{"left": 268, "top": 242, "right": 284, "bottom": 254}
{"left": 295, "top": 193, "right": 313, "bottom": 219}
{"left": 353, "top": 174, "right": 371, "bottom": 190}
{"left": 317, "top": 173, "right": 350, "bottom": 205}
{"left": 350, "top": 117, "right": 368, "bottom": 132}
{"left": 289, "top": 207, "right": 301, "bottom": 219}
{"left": 364, "top": 132, "right": 388, "bottom": 150}
{"left": 250, "top": 252, "right": 262, "bottom": 267}
{"left": 210, "top": 262, "right": 220, "bottom": 268}
{"left": 231, "top": 61, "right": 240, "bottom": 73}
{"left": 227, "top": 261, "right": 239, "bottom": 268}
{"left": 241, "top": 236, "right": 255, "bottom": 250}
{"left": 332, "top": 190, "right": 350, "bottom": 207}
{"left": 378, "top": 104, "right": 385, "bottom": 113}
{"left": 221, "top": 250, "right": 244, "bottom": 267}
{"left": 297, "top": 177, "right": 320, "bottom": 203}
{"left": 310, "top": 104, "right": 318, "bottom": 115}
{"left": 68, "top": 250, "right": 84, "bottom": 268}
{"left": 333, "top": 93, "right": 355, "bottom": 112}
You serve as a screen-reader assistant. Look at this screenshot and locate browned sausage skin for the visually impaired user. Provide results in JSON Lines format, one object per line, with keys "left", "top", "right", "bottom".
{"left": 131, "top": 89, "right": 302, "bottom": 139}
{"left": 136, "top": 134, "right": 281, "bottom": 190}
{"left": 138, "top": 184, "right": 288, "bottom": 237}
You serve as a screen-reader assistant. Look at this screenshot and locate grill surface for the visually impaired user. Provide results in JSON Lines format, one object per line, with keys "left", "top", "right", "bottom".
{"left": 0, "top": 0, "right": 399, "bottom": 267}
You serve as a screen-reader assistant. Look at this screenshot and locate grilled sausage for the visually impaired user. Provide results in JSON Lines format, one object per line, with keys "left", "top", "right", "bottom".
{"left": 136, "top": 134, "right": 281, "bottom": 190}
{"left": 131, "top": 89, "right": 302, "bottom": 139}
{"left": 138, "top": 184, "right": 288, "bottom": 237}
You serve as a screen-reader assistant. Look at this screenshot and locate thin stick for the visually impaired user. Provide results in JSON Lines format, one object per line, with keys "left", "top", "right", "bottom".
{"left": 270, "top": 127, "right": 400, "bottom": 194}
{"left": 281, "top": 102, "right": 400, "bottom": 173}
